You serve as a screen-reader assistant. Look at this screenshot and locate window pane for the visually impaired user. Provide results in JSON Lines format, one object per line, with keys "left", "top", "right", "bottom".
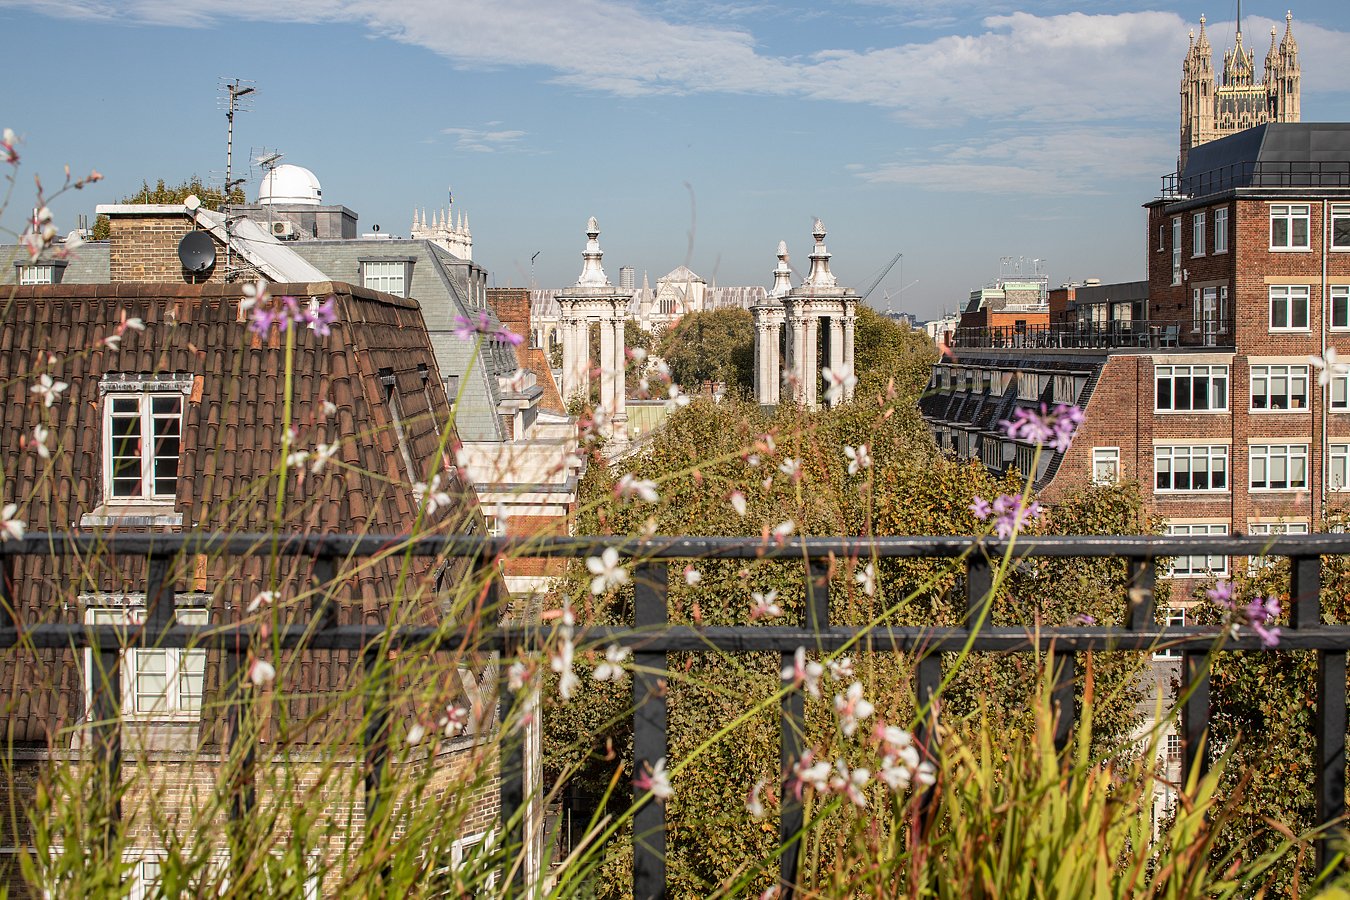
{"left": 1273, "top": 218, "right": 1289, "bottom": 246}
{"left": 1293, "top": 217, "right": 1309, "bottom": 247}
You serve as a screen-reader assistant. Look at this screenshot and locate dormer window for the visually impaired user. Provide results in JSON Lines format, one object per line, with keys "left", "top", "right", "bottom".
{"left": 100, "top": 375, "right": 192, "bottom": 503}
{"left": 361, "top": 258, "right": 414, "bottom": 298}
{"left": 15, "top": 259, "right": 66, "bottom": 284}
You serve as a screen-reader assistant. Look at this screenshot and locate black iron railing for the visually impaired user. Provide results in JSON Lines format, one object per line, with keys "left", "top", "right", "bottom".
{"left": 1, "top": 533, "right": 1348, "bottom": 899}
{"left": 1162, "top": 160, "right": 1350, "bottom": 200}
{"left": 951, "top": 319, "right": 1236, "bottom": 351}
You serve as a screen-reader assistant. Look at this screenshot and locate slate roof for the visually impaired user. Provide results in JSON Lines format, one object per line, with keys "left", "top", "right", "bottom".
{"left": 0, "top": 281, "right": 487, "bottom": 746}
{"left": 0, "top": 242, "right": 110, "bottom": 284}
{"left": 289, "top": 240, "right": 517, "bottom": 442}
{"left": 1178, "top": 123, "right": 1350, "bottom": 196}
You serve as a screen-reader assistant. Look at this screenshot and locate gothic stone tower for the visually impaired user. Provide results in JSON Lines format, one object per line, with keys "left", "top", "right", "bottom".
{"left": 1179, "top": 8, "right": 1300, "bottom": 172}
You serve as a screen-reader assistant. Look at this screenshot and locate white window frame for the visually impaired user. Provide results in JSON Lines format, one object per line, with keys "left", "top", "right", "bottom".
{"left": 1092, "top": 447, "right": 1120, "bottom": 485}
{"left": 18, "top": 264, "right": 55, "bottom": 285}
{"left": 83, "top": 598, "right": 208, "bottom": 720}
{"left": 1249, "top": 364, "right": 1310, "bottom": 412}
{"left": 1269, "top": 284, "right": 1311, "bottom": 331}
{"left": 449, "top": 831, "right": 498, "bottom": 891}
{"left": 1171, "top": 216, "right": 1183, "bottom": 285}
{"left": 1166, "top": 522, "right": 1229, "bottom": 577}
{"left": 102, "top": 382, "right": 189, "bottom": 504}
{"left": 1331, "top": 443, "right": 1350, "bottom": 491}
{"left": 1248, "top": 520, "right": 1311, "bottom": 571}
{"left": 1166, "top": 732, "right": 1183, "bottom": 760}
{"left": 1249, "top": 443, "right": 1309, "bottom": 491}
{"left": 1331, "top": 203, "right": 1350, "bottom": 251}
{"left": 1213, "top": 207, "right": 1229, "bottom": 254}
{"left": 1333, "top": 374, "right": 1350, "bottom": 411}
{"left": 1155, "top": 607, "right": 1186, "bottom": 659}
{"left": 1192, "top": 212, "right": 1206, "bottom": 257}
{"left": 361, "top": 260, "right": 409, "bottom": 298}
{"left": 1270, "top": 203, "right": 1311, "bottom": 251}
{"left": 1332, "top": 286, "right": 1350, "bottom": 331}
{"left": 1154, "top": 365, "right": 1228, "bottom": 412}
{"left": 1154, "top": 445, "right": 1229, "bottom": 493}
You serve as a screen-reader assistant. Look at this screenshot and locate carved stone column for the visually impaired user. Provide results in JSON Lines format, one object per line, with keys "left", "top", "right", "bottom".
{"left": 828, "top": 315, "right": 844, "bottom": 406}
{"left": 612, "top": 314, "right": 628, "bottom": 440}
{"left": 803, "top": 315, "right": 819, "bottom": 408}
{"left": 769, "top": 322, "right": 783, "bottom": 405}
{"left": 842, "top": 314, "right": 856, "bottom": 401}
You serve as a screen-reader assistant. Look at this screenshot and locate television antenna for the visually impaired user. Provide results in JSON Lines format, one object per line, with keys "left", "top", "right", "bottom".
{"left": 219, "top": 78, "right": 256, "bottom": 281}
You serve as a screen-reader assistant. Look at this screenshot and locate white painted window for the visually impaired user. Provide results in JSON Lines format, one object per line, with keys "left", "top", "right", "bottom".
{"left": 1213, "top": 207, "right": 1229, "bottom": 253}
{"left": 1155, "top": 607, "right": 1186, "bottom": 659}
{"left": 1172, "top": 217, "right": 1182, "bottom": 285}
{"left": 1331, "top": 444, "right": 1350, "bottom": 491}
{"left": 1092, "top": 447, "right": 1120, "bottom": 485}
{"left": 450, "top": 831, "right": 497, "bottom": 891}
{"left": 1155, "top": 445, "right": 1228, "bottom": 492}
{"left": 1166, "top": 732, "right": 1182, "bottom": 759}
{"left": 1155, "top": 365, "right": 1227, "bottom": 412}
{"left": 1192, "top": 212, "right": 1206, "bottom": 257}
{"left": 1331, "top": 204, "right": 1350, "bottom": 250}
{"left": 362, "top": 261, "right": 407, "bottom": 297}
{"left": 104, "top": 393, "right": 183, "bottom": 501}
{"left": 18, "top": 264, "right": 55, "bottom": 285}
{"left": 1248, "top": 521, "right": 1310, "bottom": 570}
{"left": 1249, "top": 364, "right": 1309, "bottom": 411}
{"left": 1166, "top": 522, "right": 1228, "bottom": 577}
{"left": 1333, "top": 374, "right": 1350, "bottom": 410}
{"left": 1332, "top": 286, "right": 1350, "bottom": 330}
{"left": 84, "top": 601, "right": 208, "bottom": 718}
{"left": 1270, "top": 203, "right": 1311, "bottom": 250}
{"left": 1269, "top": 285, "right": 1311, "bottom": 330}
{"left": 1249, "top": 444, "right": 1309, "bottom": 491}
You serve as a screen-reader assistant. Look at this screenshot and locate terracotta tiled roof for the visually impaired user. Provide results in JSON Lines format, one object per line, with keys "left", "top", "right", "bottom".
{"left": 0, "top": 281, "right": 489, "bottom": 745}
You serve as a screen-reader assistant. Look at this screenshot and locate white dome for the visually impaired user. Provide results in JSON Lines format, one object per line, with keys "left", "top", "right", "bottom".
{"left": 257, "top": 164, "right": 322, "bottom": 206}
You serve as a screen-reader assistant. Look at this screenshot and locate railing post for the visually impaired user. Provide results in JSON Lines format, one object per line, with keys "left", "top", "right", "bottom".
{"left": 966, "top": 552, "right": 993, "bottom": 627}
{"left": 1292, "top": 555, "right": 1345, "bottom": 873}
{"left": 1180, "top": 651, "right": 1209, "bottom": 784}
{"left": 487, "top": 558, "right": 528, "bottom": 897}
{"left": 632, "top": 562, "right": 668, "bottom": 900}
{"left": 89, "top": 613, "right": 123, "bottom": 845}
{"left": 1126, "top": 558, "right": 1155, "bottom": 631}
{"left": 1050, "top": 651, "right": 1076, "bottom": 752}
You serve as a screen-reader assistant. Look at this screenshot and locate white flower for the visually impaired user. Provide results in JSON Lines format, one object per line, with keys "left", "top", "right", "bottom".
{"left": 103, "top": 333, "right": 123, "bottom": 350}
{"left": 829, "top": 758, "right": 870, "bottom": 807}
{"left": 664, "top": 384, "right": 691, "bottom": 412}
{"left": 855, "top": 563, "right": 876, "bottom": 597}
{"left": 406, "top": 722, "right": 427, "bottom": 746}
{"left": 592, "top": 643, "right": 631, "bottom": 683}
{"left": 30, "top": 373, "right": 68, "bottom": 408}
{"left": 793, "top": 752, "right": 832, "bottom": 794}
{"left": 248, "top": 658, "right": 276, "bottom": 687}
{"left": 31, "top": 425, "right": 50, "bottom": 460}
{"left": 880, "top": 725, "right": 914, "bottom": 753}
{"left": 550, "top": 634, "right": 579, "bottom": 701}
{"left": 0, "top": 504, "right": 25, "bottom": 542}
{"left": 834, "top": 681, "right": 875, "bottom": 736}
{"left": 636, "top": 757, "right": 673, "bottom": 800}
{"left": 750, "top": 590, "right": 783, "bottom": 621}
{"left": 915, "top": 760, "right": 937, "bottom": 787}
{"left": 822, "top": 365, "right": 857, "bottom": 406}
{"left": 616, "top": 474, "right": 660, "bottom": 504}
{"left": 503, "top": 368, "right": 531, "bottom": 393}
{"left": 878, "top": 756, "right": 913, "bottom": 791}
{"left": 240, "top": 280, "right": 268, "bottom": 312}
{"left": 311, "top": 442, "right": 339, "bottom": 473}
{"left": 782, "top": 646, "right": 825, "bottom": 698}
{"left": 844, "top": 444, "right": 872, "bottom": 476}
{"left": 771, "top": 520, "right": 795, "bottom": 542}
{"left": 286, "top": 449, "right": 309, "bottom": 467}
{"left": 439, "top": 704, "right": 471, "bottom": 738}
{"left": 122, "top": 316, "right": 145, "bottom": 332}
{"left": 729, "top": 491, "right": 748, "bottom": 518}
{"left": 827, "top": 656, "right": 855, "bottom": 682}
{"left": 413, "top": 475, "right": 453, "bottom": 515}
{"left": 586, "top": 547, "right": 629, "bottom": 595}
{"left": 1311, "top": 348, "right": 1350, "bottom": 387}
{"left": 683, "top": 565, "right": 701, "bottom": 586}
{"left": 745, "top": 777, "right": 767, "bottom": 819}
{"left": 321, "top": 399, "right": 338, "bottom": 418}
{"left": 629, "top": 347, "right": 648, "bottom": 363}
{"left": 247, "top": 590, "right": 278, "bottom": 613}
{"left": 778, "top": 457, "right": 800, "bottom": 480}
{"left": 507, "top": 661, "right": 530, "bottom": 692}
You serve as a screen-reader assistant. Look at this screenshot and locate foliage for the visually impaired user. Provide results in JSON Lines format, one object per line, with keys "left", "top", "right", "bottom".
{"left": 851, "top": 305, "right": 937, "bottom": 404}
{"left": 656, "top": 308, "right": 754, "bottom": 395}
{"left": 90, "top": 177, "right": 246, "bottom": 239}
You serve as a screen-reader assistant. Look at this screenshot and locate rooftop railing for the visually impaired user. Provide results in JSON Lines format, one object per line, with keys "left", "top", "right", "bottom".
{"left": 950, "top": 318, "right": 1236, "bottom": 351}
{"left": 1, "top": 532, "right": 1347, "bottom": 898}
{"left": 1162, "top": 160, "right": 1350, "bottom": 200}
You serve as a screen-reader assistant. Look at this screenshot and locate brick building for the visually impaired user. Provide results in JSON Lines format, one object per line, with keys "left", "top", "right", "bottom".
{"left": 927, "top": 120, "right": 1350, "bottom": 589}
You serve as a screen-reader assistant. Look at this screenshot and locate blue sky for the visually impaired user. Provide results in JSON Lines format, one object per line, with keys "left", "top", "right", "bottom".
{"left": 3, "top": 0, "right": 1348, "bottom": 318}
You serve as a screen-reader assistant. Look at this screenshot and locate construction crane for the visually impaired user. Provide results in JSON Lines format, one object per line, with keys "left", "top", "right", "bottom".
{"left": 859, "top": 252, "right": 902, "bottom": 302}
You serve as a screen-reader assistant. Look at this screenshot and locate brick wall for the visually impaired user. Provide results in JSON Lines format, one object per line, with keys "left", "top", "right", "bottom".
{"left": 108, "top": 214, "right": 237, "bottom": 285}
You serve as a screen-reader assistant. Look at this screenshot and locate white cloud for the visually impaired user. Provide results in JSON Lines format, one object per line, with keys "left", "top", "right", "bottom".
{"left": 441, "top": 126, "right": 528, "bottom": 153}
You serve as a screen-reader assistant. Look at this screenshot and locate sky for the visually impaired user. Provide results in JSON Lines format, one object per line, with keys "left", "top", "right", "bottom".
{"left": 2, "top": 0, "right": 1348, "bottom": 319}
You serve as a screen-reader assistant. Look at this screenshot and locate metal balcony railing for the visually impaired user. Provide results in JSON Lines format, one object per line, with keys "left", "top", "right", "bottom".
{"left": 950, "top": 319, "right": 1236, "bottom": 351}
{"left": 1, "top": 532, "right": 1347, "bottom": 899}
{"left": 1162, "top": 160, "right": 1350, "bottom": 200}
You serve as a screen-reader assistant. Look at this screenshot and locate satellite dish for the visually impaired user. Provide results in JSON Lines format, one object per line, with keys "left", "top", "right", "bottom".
{"left": 184, "top": 194, "right": 202, "bottom": 212}
{"left": 177, "top": 230, "right": 216, "bottom": 273}
{"left": 372, "top": 224, "right": 380, "bottom": 232}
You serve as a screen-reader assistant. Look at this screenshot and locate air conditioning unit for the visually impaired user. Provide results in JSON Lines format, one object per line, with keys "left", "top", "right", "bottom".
{"left": 270, "top": 220, "right": 298, "bottom": 240}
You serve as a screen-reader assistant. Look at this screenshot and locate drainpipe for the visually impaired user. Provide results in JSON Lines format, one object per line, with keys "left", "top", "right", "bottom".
{"left": 1322, "top": 199, "right": 1330, "bottom": 518}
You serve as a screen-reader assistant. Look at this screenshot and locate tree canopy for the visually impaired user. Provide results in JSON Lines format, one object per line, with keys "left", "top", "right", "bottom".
{"left": 91, "top": 177, "right": 246, "bottom": 239}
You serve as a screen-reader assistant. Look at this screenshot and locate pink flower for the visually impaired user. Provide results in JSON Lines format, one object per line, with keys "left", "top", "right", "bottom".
{"left": 750, "top": 590, "right": 783, "bottom": 620}
{"left": 439, "top": 704, "right": 471, "bottom": 738}
{"left": 615, "top": 474, "right": 660, "bottom": 504}
{"left": 453, "top": 309, "right": 522, "bottom": 345}
{"left": 1, "top": 128, "right": 18, "bottom": 165}
{"left": 781, "top": 647, "right": 824, "bottom": 698}
{"left": 844, "top": 444, "right": 871, "bottom": 475}
{"left": 634, "top": 757, "right": 673, "bottom": 801}
{"left": 833, "top": 681, "right": 875, "bottom": 736}
{"left": 592, "top": 643, "right": 631, "bottom": 683}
